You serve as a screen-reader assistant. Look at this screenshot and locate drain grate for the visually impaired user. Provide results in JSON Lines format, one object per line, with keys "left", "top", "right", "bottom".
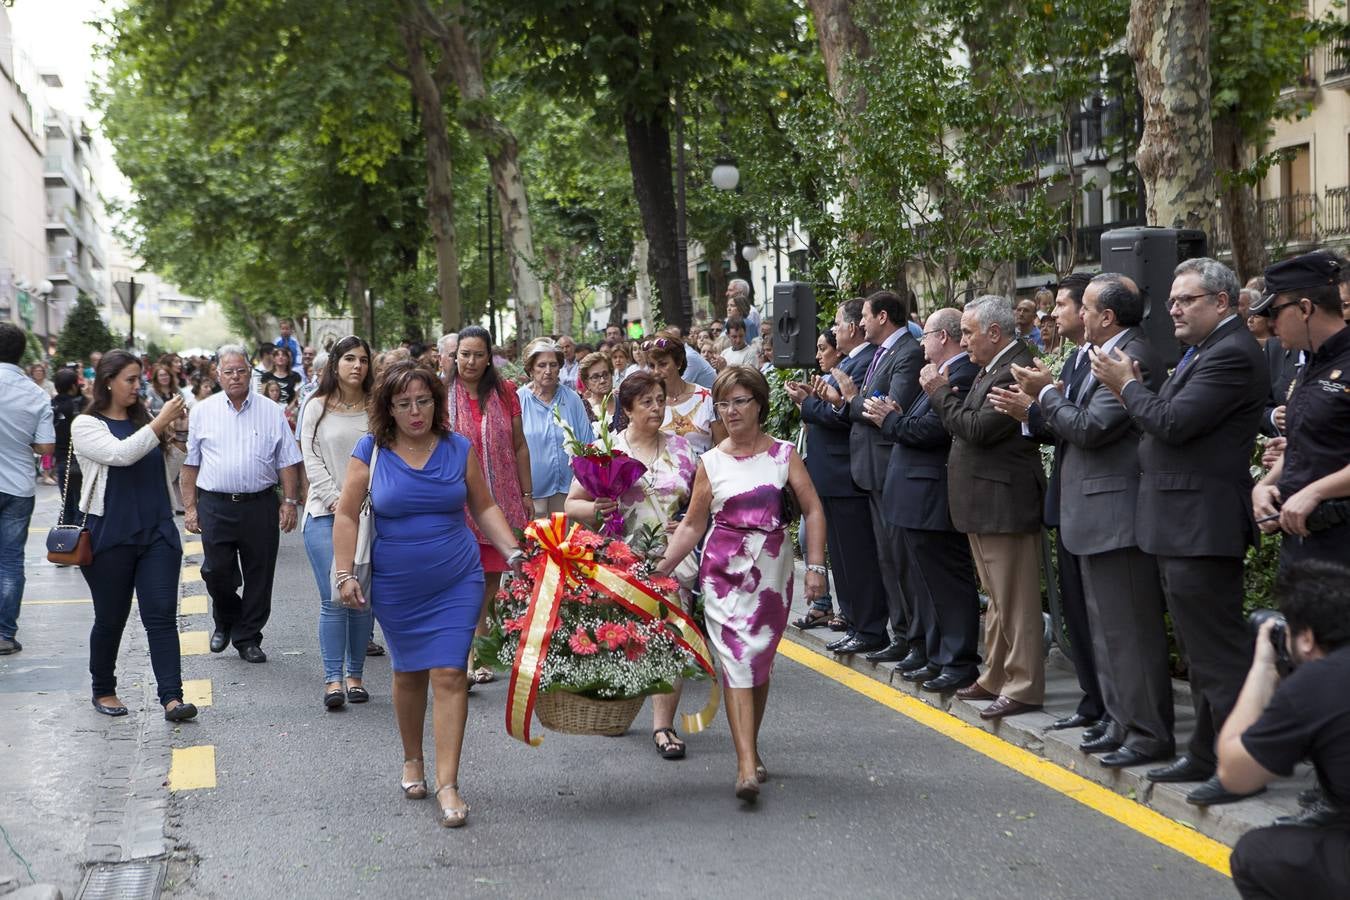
{"left": 77, "top": 860, "right": 165, "bottom": 900}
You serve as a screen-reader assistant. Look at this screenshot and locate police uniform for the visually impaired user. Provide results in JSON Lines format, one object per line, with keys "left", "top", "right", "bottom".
{"left": 1253, "top": 254, "right": 1350, "bottom": 567}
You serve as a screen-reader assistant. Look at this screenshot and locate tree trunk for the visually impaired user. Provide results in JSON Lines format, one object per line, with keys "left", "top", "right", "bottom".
{"left": 398, "top": 17, "right": 462, "bottom": 331}
{"left": 608, "top": 284, "right": 628, "bottom": 328}
{"left": 1213, "top": 114, "right": 1267, "bottom": 282}
{"left": 1127, "top": 0, "right": 1217, "bottom": 231}
{"left": 344, "top": 259, "right": 371, "bottom": 341}
{"left": 808, "top": 0, "right": 870, "bottom": 115}
{"left": 623, "top": 112, "right": 686, "bottom": 330}
{"left": 440, "top": 7, "right": 544, "bottom": 341}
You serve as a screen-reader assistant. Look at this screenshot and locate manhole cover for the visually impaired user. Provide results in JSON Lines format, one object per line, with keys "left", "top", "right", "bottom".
{"left": 77, "top": 860, "right": 165, "bottom": 900}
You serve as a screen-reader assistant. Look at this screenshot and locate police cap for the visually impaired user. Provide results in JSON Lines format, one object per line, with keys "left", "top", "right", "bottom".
{"left": 1252, "top": 251, "right": 1344, "bottom": 316}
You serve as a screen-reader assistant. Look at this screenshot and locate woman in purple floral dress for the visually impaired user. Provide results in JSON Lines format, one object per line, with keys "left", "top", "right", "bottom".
{"left": 657, "top": 367, "right": 827, "bottom": 802}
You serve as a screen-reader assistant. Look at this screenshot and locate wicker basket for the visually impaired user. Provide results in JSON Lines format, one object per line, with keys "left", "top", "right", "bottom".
{"left": 535, "top": 691, "right": 645, "bottom": 736}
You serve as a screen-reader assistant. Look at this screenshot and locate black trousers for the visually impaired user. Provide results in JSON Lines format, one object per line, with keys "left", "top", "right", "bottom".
{"left": 1156, "top": 554, "right": 1250, "bottom": 766}
{"left": 82, "top": 536, "right": 183, "bottom": 706}
{"left": 199, "top": 491, "right": 280, "bottom": 649}
{"left": 1055, "top": 532, "right": 1105, "bottom": 722}
{"left": 1279, "top": 522, "right": 1350, "bottom": 571}
{"left": 1231, "top": 825, "right": 1350, "bottom": 899}
{"left": 900, "top": 527, "right": 981, "bottom": 677}
{"left": 820, "top": 494, "right": 881, "bottom": 631}
{"left": 861, "top": 491, "right": 911, "bottom": 645}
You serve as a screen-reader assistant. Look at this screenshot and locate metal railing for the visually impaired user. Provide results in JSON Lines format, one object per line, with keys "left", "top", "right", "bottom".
{"left": 1325, "top": 186, "right": 1350, "bottom": 237}
{"left": 1210, "top": 187, "right": 1350, "bottom": 254}
{"left": 1260, "top": 194, "right": 1319, "bottom": 245}
{"left": 42, "top": 154, "right": 85, "bottom": 194}
{"left": 1319, "top": 36, "right": 1350, "bottom": 82}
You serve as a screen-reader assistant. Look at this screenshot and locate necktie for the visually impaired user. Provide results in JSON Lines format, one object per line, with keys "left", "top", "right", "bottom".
{"left": 1175, "top": 345, "right": 1198, "bottom": 374}
{"left": 862, "top": 345, "right": 888, "bottom": 387}
{"left": 1067, "top": 348, "right": 1091, "bottom": 401}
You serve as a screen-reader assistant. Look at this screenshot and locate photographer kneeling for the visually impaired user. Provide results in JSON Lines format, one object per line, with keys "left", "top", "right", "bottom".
{"left": 1218, "top": 560, "right": 1350, "bottom": 899}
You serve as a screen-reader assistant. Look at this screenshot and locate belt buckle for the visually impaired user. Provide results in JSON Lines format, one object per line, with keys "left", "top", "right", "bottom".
{"left": 230, "top": 492, "right": 243, "bottom": 503}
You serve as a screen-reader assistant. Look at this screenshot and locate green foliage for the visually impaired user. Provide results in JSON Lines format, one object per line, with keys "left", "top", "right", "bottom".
{"left": 21, "top": 331, "right": 44, "bottom": 367}
{"left": 764, "top": 366, "right": 808, "bottom": 442}
{"left": 56, "top": 294, "right": 118, "bottom": 364}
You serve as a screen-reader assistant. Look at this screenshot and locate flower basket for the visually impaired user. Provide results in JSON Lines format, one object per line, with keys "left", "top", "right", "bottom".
{"left": 474, "top": 514, "right": 719, "bottom": 745}
{"left": 535, "top": 691, "right": 646, "bottom": 736}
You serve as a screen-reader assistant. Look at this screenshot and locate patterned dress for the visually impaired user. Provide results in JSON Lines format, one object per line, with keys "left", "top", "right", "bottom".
{"left": 661, "top": 383, "right": 715, "bottom": 454}
{"left": 698, "top": 439, "right": 795, "bottom": 688}
{"left": 613, "top": 432, "right": 700, "bottom": 592}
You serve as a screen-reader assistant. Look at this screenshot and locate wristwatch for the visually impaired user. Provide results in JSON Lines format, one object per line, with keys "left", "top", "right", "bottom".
{"left": 284, "top": 498, "right": 299, "bottom": 506}
{"left": 806, "top": 563, "right": 827, "bottom": 576}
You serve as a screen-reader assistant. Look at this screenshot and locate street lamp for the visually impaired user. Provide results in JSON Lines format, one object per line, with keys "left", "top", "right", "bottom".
{"left": 711, "top": 158, "right": 740, "bottom": 192}
{"left": 741, "top": 243, "right": 759, "bottom": 263}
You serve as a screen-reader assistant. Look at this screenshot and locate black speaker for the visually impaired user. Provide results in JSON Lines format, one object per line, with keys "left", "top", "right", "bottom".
{"left": 772, "top": 281, "right": 817, "bottom": 368}
{"left": 1099, "top": 226, "right": 1208, "bottom": 367}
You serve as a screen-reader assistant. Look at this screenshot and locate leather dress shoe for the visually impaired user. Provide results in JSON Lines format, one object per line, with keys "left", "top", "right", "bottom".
{"left": 922, "top": 672, "right": 977, "bottom": 693}
{"left": 979, "top": 696, "right": 1041, "bottom": 720}
{"left": 209, "top": 629, "right": 229, "bottom": 653}
{"left": 825, "top": 634, "right": 856, "bottom": 652}
{"left": 238, "top": 644, "right": 267, "bottom": 663}
{"left": 1082, "top": 719, "right": 1110, "bottom": 742}
{"left": 1050, "top": 713, "right": 1098, "bottom": 731}
{"left": 834, "top": 637, "right": 885, "bottom": 655}
{"left": 956, "top": 683, "right": 997, "bottom": 701}
{"left": 1146, "top": 754, "right": 1214, "bottom": 784}
{"left": 863, "top": 641, "right": 909, "bottom": 663}
{"left": 901, "top": 664, "right": 939, "bottom": 684}
{"left": 1100, "top": 747, "right": 1168, "bottom": 768}
{"left": 1186, "top": 775, "right": 1265, "bottom": 806}
{"left": 1079, "top": 733, "right": 1122, "bottom": 754}
{"left": 896, "top": 649, "right": 930, "bottom": 672}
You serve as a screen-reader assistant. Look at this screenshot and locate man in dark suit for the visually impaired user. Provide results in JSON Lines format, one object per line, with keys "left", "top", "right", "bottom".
{"left": 864, "top": 307, "right": 982, "bottom": 691}
{"left": 927, "top": 295, "right": 1047, "bottom": 719}
{"left": 1093, "top": 258, "right": 1269, "bottom": 806}
{"left": 1009, "top": 274, "right": 1175, "bottom": 768}
{"left": 990, "top": 273, "right": 1105, "bottom": 733}
{"left": 786, "top": 298, "right": 882, "bottom": 646}
{"left": 828, "top": 291, "right": 925, "bottom": 656}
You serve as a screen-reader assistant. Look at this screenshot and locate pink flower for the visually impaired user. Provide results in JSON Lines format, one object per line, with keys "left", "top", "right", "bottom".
{"left": 568, "top": 627, "right": 599, "bottom": 655}
{"left": 503, "top": 617, "right": 524, "bottom": 634}
{"left": 595, "top": 621, "right": 628, "bottom": 651}
{"left": 604, "top": 540, "right": 640, "bottom": 567}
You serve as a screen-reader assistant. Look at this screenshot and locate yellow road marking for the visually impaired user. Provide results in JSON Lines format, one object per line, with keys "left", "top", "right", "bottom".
{"left": 778, "top": 640, "right": 1233, "bottom": 877}
{"left": 182, "top": 679, "right": 212, "bottom": 707}
{"left": 181, "top": 564, "right": 202, "bottom": 584}
{"left": 182, "top": 540, "right": 203, "bottom": 556}
{"left": 179, "top": 631, "right": 209, "bottom": 655}
{"left": 168, "top": 746, "right": 216, "bottom": 790}
{"left": 180, "top": 594, "right": 208, "bottom": 615}
{"left": 26, "top": 598, "right": 91, "bottom": 606}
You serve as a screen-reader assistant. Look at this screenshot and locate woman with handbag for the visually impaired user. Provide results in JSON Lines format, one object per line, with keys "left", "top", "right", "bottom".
{"left": 299, "top": 335, "right": 375, "bottom": 710}
{"left": 71, "top": 350, "right": 197, "bottom": 722}
{"left": 332, "top": 361, "right": 523, "bottom": 829}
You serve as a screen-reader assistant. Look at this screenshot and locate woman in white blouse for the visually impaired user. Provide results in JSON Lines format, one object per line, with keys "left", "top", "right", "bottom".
{"left": 299, "top": 336, "right": 375, "bottom": 710}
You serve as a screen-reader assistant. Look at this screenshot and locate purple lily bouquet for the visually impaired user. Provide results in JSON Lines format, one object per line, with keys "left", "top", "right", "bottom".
{"left": 554, "top": 396, "right": 647, "bottom": 537}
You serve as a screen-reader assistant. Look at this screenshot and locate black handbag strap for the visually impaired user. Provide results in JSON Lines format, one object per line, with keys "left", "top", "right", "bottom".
{"left": 57, "top": 437, "right": 90, "bottom": 529}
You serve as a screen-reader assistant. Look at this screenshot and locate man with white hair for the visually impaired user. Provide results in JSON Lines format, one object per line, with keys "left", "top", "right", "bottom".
{"left": 437, "top": 332, "right": 459, "bottom": 382}
{"left": 180, "top": 345, "right": 303, "bottom": 664}
{"left": 557, "top": 335, "right": 579, "bottom": 385}
{"left": 924, "top": 295, "right": 1047, "bottom": 719}
{"left": 725, "top": 279, "right": 762, "bottom": 337}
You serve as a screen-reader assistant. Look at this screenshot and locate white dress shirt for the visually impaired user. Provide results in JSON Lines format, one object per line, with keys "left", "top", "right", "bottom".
{"left": 185, "top": 392, "right": 303, "bottom": 493}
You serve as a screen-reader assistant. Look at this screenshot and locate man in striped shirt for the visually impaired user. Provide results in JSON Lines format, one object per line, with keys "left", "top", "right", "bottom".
{"left": 181, "top": 345, "right": 303, "bottom": 663}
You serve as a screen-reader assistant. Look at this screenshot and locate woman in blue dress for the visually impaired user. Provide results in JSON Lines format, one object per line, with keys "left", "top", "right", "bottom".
{"left": 332, "top": 361, "right": 523, "bottom": 829}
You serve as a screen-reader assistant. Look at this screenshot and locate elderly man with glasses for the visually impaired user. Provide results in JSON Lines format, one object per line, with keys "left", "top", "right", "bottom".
{"left": 180, "top": 345, "right": 304, "bottom": 664}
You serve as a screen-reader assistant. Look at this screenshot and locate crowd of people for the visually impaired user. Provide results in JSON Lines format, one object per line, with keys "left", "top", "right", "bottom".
{"left": 1, "top": 254, "right": 1347, "bottom": 889}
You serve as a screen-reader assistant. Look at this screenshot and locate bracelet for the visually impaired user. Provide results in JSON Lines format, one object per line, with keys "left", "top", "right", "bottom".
{"left": 506, "top": 548, "right": 526, "bottom": 566}
{"left": 284, "top": 498, "right": 299, "bottom": 506}
{"left": 335, "top": 574, "right": 357, "bottom": 587}
{"left": 806, "top": 564, "right": 827, "bottom": 575}
{"left": 522, "top": 491, "right": 533, "bottom": 498}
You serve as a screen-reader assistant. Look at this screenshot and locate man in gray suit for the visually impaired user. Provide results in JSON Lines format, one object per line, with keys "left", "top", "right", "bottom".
{"left": 829, "top": 290, "right": 925, "bottom": 656}
{"left": 1010, "top": 274, "right": 1174, "bottom": 767}
{"left": 1093, "top": 258, "right": 1269, "bottom": 806}
{"left": 927, "top": 295, "right": 1047, "bottom": 719}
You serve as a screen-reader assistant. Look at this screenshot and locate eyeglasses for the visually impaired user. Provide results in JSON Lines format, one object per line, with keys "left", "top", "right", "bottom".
{"left": 1266, "top": 299, "right": 1303, "bottom": 318}
{"left": 219, "top": 368, "right": 250, "bottom": 378}
{"left": 586, "top": 371, "right": 613, "bottom": 382}
{"left": 392, "top": 397, "right": 436, "bottom": 413}
{"left": 1168, "top": 291, "right": 1216, "bottom": 309}
{"left": 641, "top": 338, "right": 674, "bottom": 351}
{"left": 713, "top": 396, "right": 757, "bottom": 414}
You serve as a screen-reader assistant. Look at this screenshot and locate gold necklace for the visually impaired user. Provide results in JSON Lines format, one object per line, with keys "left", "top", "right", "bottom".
{"left": 401, "top": 437, "right": 436, "bottom": 454}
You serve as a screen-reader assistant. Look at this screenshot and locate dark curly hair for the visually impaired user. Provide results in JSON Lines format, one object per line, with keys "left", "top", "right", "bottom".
{"left": 367, "top": 360, "right": 448, "bottom": 448}
{"left": 1278, "top": 560, "right": 1350, "bottom": 651}
{"left": 617, "top": 369, "right": 665, "bottom": 413}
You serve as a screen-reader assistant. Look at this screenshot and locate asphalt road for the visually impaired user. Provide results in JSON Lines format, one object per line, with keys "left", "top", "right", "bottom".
{"left": 160, "top": 528, "right": 1235, "bottom": 900}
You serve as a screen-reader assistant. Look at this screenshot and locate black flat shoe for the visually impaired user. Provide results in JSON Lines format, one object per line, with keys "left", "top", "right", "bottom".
{"left": 1099, "top": 746, "right": 1166, "bottom": 769}
{"left": 324, "top": 688, "right": 346, "bottom": 710}
{"left": 1146, "top": 754, "right": 1213, "bottom": 784}
{"left": 164, "top": 702, "right": 198, "bottom": 722}
{"left": 1050, "top": 713, "right": 1098, "bottom": 731}
{"left": 1079, "top": 733, "right": 1121, "bottom": 754}
{"left": 209, "top": 629, "right": 229, "bottom": 653}
{"left": 92, "top": 699, "right": 128, "bottom": 717}
{"left": 366, "top": 640, "right": 385, "bottom": 657}
{"left": 901, "top": 664, "right": 940, "bottom": 683}
{"left": 921, "top": 672, "right": 976, "bottom": 693}
{"left": 346, "top": 686, "right": 370, "bottom": 704}
{"left": 863, "top": 641, "right": 909, "bottom": 663}
{"left": 1186, "top": 775, "right": 1265, "bottom": 807}
{"left": 238, "top": 645, "right": 267, "bottom": 663}
{"left": 895, "top": 650, "right": 930, "bottom": 672}
{"left": 825, "top": 634, "right": 855, "bottom": 652}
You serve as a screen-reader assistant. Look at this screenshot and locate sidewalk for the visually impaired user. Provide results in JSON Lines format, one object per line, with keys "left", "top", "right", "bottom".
{"left": 0, "top": 485, "right": 175, "bottom": 899}
{"left": 783, "top": 596, "right": 1313, "bottom": 849}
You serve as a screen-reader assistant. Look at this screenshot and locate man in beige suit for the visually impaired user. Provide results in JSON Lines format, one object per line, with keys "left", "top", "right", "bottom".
{"left": 924, "top": 295, "right": 1047, "bottom": 719}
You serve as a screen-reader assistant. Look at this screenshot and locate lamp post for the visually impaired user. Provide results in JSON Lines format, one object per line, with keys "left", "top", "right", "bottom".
{"left": 35, "top": 280, "right": 53, "bottom": 354}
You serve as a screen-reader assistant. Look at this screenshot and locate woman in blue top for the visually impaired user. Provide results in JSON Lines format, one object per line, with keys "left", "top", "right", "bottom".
{"left": 332, "top": 361, "right": 523, "bottom": 830}
{"left": 71, "top": 350, "right": 198, "bottom": 722}
{"left": 517, "top": 338, "right": 594, "bottom": 517}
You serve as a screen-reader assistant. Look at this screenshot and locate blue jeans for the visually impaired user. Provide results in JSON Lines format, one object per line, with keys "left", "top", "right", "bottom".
{"left": 303, "top": 514, "right": 372, "bottom": 682}
{"left": 0, "top": 493, "right": 36, "bottom": 639}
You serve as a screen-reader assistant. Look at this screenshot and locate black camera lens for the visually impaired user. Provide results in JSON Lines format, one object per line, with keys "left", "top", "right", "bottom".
{"left": 1249, "top": 609, "right": 1292, "bottom": 675}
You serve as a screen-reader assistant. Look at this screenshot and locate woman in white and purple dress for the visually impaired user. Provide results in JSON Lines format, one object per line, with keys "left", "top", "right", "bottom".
{"left": 657, "top": 367, "right": 828, "bottom": 802}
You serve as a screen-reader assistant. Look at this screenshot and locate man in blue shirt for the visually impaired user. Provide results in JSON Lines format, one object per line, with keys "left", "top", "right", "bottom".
{"left": 0, "top": 324, "right": 57, "bottom": 654}
{"left": 275, "top": 319, "right": 304, "bottom": 376}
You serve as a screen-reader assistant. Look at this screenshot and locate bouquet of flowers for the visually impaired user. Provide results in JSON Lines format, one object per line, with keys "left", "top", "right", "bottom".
{"left": 555, "top": 395, "right": 645, "bottom": 537}
{"left": 474, "top": 515, "right": 717, "bottom": 744}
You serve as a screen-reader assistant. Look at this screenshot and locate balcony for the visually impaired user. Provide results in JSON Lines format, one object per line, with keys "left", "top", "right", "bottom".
{"left": 42, "top": 155, "right": 85, "bottom": 196}
{"left": 47, "top": 256, "right": 98, "bottom": 298}
{"left": 1280, "top": 55, "right": 1317, "bottom": 104}
{"left": 1325, "top": 187, "right": 1350, "bottom": 238}
{"left": 1321, "top": 36, "right": 1350, "bottom": 92}
{"left": 1210, "top": 188, "right": 1350, "bottom": 254}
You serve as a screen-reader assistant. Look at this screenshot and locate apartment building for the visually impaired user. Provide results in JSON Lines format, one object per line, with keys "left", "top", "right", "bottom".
{"left": 0, "top": 7, "right": 50, "bottom": 340}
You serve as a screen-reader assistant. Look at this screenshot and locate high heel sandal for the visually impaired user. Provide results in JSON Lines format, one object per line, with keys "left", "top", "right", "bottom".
{"left": 436, "top": 784, "right": 470, "bottom": 828}
{"left": 401, "top": 759, "right": 428, "bottom": 800}
{"left": 755, "top": 763, "right": 769, "bottom": 784}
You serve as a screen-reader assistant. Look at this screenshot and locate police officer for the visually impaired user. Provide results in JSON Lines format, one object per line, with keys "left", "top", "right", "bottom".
{"left": 1251, "top": 252, "right": 1350, "bottom": 568}
{"left": 1217, "top": 560, "right": 1350, "bottom": 899}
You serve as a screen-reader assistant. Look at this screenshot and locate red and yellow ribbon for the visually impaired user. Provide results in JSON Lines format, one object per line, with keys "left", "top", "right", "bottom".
{"left": 505, "top": 514, "right": 720, "bottom": 746}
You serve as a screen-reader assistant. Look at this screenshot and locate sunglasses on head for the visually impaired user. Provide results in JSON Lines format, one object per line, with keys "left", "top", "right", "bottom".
{"left": 641, "top": 338, "right": 674, "bottom": 352}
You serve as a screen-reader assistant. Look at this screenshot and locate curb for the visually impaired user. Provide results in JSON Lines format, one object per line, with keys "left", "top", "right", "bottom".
{"left": 782, "top": 622, "right": 1313, "bottom": 849}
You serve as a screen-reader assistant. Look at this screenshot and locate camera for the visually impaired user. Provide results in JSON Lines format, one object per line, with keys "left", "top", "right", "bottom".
{"left": 1249, "top": 609, "right": 1293, "bottom": 675}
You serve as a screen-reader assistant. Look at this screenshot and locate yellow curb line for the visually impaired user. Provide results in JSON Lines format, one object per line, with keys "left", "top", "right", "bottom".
{"left": 168, "top": 746, "right": 216, "bottom": 790}
{"left": 181, "top": 564, "right": 202, "bottom": 584}
{"left": 182, "top": 540, "right": 203, "bottom": 556}
{"left": 180, "top": 594, "right": 208, "bottom": 615}
{"left": 777, "top": 639, "right": 1233, "bottom": 877}
{"left": 178, "top": 631, "right": 209, "bottom": 655}
{"left": 182, "top": 679, "right": 212, "bottom": 707}
{"left": 25, "top": 599, "right": 91, "bottom": 606}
